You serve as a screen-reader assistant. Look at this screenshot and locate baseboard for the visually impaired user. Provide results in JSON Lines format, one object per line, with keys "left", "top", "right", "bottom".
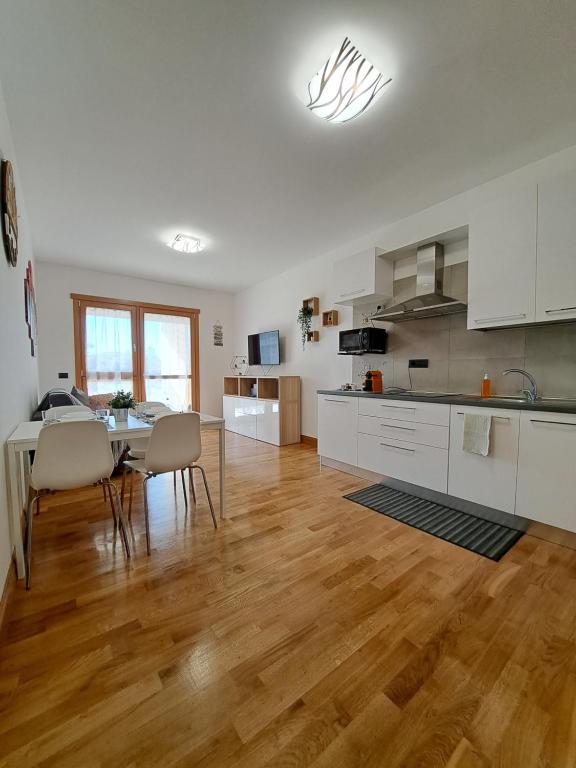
{"left": 301, "top": 434, "right": 318, "bottom": 449}
{"left": 0, "top": 560, "right": 17, "bottom": 641}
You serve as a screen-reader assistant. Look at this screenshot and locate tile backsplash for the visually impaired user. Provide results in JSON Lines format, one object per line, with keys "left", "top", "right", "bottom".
{"left": 352, "top": 266, "right": 576, "bottom": 397}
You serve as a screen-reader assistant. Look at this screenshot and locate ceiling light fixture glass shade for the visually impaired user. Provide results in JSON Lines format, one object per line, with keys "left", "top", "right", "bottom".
{"left": 306, "top": 37, "right": 391, "bottom": 123}
{"left": 167, "top": 234, "right": 204, "bottom": 253}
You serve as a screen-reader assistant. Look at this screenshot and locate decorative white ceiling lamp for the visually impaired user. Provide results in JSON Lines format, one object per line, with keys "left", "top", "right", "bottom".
{"left": 306, "top": 37, "right": 391, "bottom": 123}
{"left": 167, "top": 233, "right": 204, "bottom": 253}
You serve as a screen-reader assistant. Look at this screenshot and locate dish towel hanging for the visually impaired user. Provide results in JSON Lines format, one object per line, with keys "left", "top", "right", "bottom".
{"left": 462, "top": 413, "right": 492, "bottom": 456}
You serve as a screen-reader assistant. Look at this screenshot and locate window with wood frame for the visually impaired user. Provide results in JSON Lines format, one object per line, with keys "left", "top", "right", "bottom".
{"left": 72, "top": 294, "right": 200, "bottom": 411}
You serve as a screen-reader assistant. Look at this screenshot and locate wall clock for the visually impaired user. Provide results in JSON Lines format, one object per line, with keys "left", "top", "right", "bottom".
{"left": 1, "top": 159, "right": 18, "bottom": 266}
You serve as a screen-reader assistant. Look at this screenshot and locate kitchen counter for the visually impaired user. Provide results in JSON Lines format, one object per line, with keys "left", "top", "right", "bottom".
{"left": 317, "top": 389, "right": 576, "bottom": 413}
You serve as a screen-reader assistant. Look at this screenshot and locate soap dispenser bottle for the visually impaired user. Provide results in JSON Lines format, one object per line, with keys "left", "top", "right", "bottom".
{"left": 481, "top": 372, "right": 491, "bottom": 398}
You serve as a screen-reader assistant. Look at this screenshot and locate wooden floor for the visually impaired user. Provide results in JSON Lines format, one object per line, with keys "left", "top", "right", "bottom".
{"left": 1, "top": 432, "right": 576, "bottom": 767}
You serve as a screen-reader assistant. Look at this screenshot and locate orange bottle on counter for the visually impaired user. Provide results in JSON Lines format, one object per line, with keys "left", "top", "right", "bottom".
{"left": 481, "top": 372, "right": 491, "bottom": 398}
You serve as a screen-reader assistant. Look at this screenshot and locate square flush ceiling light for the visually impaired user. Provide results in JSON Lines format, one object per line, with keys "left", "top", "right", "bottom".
{"left": 306, "top": 37, "right": 391, "bottom": 123}
{"left": 167, "top": 234, "right": 204, "bottom": 253}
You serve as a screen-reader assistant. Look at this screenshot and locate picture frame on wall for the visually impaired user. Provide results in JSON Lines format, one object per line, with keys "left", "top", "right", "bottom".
{"left": 1, "top": 159, "right": 18, "bottom": 267}
{"left": 24, "top": 260, "right": 37, "bottom": 356}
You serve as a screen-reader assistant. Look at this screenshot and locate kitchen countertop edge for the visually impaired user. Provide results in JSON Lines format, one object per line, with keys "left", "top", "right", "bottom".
{"left": 317, "top": 390, "right": 576, "bottom": 414}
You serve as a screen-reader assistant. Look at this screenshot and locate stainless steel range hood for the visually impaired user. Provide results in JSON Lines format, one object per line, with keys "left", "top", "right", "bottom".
{"left": 370, "top": 242, "right": 467, "bottom": 322}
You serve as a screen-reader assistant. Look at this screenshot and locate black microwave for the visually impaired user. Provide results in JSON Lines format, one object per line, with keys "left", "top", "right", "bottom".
{"left": 339, "top": 327, "right": 388, "bottom": 355}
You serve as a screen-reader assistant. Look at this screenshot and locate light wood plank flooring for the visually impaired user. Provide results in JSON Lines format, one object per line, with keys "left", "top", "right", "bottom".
{"left": 1, "top": 431, "right": 576, "bottom": 767}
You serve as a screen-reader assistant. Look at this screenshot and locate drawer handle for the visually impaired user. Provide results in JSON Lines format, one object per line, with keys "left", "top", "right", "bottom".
{"left": 381, "top": 423, "right": 416, "bottom": 431}
{"left": 340, "top": 288, "right": 366, "bottom": 298}
{"left": 380, "top": 442, "right": 415, "bottom": 453}
{"left": 325, "top": 399, "right": 349, "bottom": 404}
{"left": 530, "top": 419, "right": 576, "bottom": 426}
{"left": 545, "top": 306, "right": 576, "bottom": 314}
{"left": 379, "top": 404, "right": 416, "bottom": 411}
{"left": 474, "top": 313, "right": 526, "bottom": 323}
{"left": 456, "top": 412, "right": 510, "bottom": 421}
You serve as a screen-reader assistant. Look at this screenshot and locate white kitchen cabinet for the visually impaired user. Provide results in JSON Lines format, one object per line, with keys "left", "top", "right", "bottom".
{"left": 358, "top": 414, "right": 449, "bottom": 449}
{"left": 536, "top": 170, "right": 576, "bottom": 323}
{"left": 358, "top": 433, "right": 448, "bottom": 493}
{"left": 223, "top": 397, "right": 280, "bottom": 444}
{"left": 317, "top": 394, "right": 358, "bottom": 465}
{"left": 256, "top": 400, "right": 280, "bottom": 445}
{"left": 516, "top": 412, "right": 576, "bottom": 532}
{"left": 358, "top": 398, "right": 450, "bottom": 427}
{"left": 467, "top": 185, "right": 537, "bottom": 329}
{"left": 333, "top": 248, "right": 393, "bottom": 306}
{"left": 223, "top": 396, "right": 258, "bottom": 438}
{"left": 448, "top": 406, "right": 520, "bottom": 514}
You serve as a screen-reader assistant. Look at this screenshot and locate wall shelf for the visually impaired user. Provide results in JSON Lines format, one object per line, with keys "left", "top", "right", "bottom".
{"left": 302, "top": 297, "right": 320, "bottom": 316}
{"left": 322, "top": 310, "right": 339, "bottom": 327}
{"left": 307, "top": 330, "right": 320, "bottom": 343}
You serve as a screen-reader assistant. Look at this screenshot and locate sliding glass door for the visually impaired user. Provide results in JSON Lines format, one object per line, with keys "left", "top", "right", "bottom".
{"left": 142, "top": 311, "right": 193, "bottom": 411}
{"left": 73, "top": 295, "right": 200, "bottom": 410}
{"left": 84, "top": 305, "right": 137, "bottom": 395}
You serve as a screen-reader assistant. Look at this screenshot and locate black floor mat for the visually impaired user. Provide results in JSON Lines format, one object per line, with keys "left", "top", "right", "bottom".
{"left": 345, "top": 484, "right": 523, "bottom": 561}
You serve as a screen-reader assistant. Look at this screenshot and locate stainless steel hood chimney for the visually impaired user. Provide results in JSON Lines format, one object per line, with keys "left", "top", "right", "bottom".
{"left": 370, "top": 242, "right": 466, "bottom": 322}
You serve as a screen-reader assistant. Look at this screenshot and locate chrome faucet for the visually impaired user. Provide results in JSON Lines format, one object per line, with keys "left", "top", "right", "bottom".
{"left": 503, "top": 368, "right": 539, "bottom": 402}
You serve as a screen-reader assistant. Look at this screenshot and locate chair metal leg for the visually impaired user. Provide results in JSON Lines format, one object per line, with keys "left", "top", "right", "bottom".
{"left": 180, "top": 469, "right": 188, "bottom": 509}
{"left": 173, "top": 471, "right": 177, "bottom": 494}
{"left": 143, "top": 475, "right": 151, "bottom": 555}
{"left": 106, "top": 482, "right": 118, "bottom": 527}
{"left": 195, "top": 465, "right": 217, "bottom": 529}
{"left": 121, "top": 466, "right": 127, "bottom": 505}
{"left": 128, "top": 469, "right": 134, "bottom": 520}
{"left": 25, "top": 495, "right": 40, "bottom": 590}
{"left": 103, "top": 480, "right": 131, "bottom": 559}
{"left": 189, "top": 468, "right": 196, "bottom": 506}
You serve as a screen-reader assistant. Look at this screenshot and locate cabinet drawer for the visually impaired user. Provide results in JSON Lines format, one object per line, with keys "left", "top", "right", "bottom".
{"left": 358, "top": 398, "right": 450, "bottom": 426}
{"left": 357, "top": 433, "right": 448, "bottom": 493}
{"left": 358, "top": 414, "right": 449, "bottom": 449}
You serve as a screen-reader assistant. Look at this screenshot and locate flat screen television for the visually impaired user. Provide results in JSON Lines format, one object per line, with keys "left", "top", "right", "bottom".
{"left": 248, "top": 330, "right": 280, "bottom": 366}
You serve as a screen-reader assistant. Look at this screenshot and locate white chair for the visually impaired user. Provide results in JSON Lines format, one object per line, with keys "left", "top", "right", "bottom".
{"left": 44, "top": 404, "right": 93, "bottom": 420}
{"left": 123, "top": 402, "right": 187, "bottom": 507}
{"left": 127, "top": 402, "right": 171, "bottom": 459}
{"left": 37, "top": 405, "right": 110, "bottom": 515}
{"left": 26, "top": 420, "right": 130, "bottom": 589}
{"left": 123, "top": 412, "right": 217, "bottom": 555}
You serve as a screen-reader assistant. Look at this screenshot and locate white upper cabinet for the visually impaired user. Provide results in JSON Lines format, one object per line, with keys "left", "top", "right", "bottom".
{"left": 333, "top": 248, "right": 393, "bottom": 305}
{"left": 536, "top": 170, "right": 576, "bottom": 323}
{"left": 467, "top": 185, "right": 538, "bottom": 330}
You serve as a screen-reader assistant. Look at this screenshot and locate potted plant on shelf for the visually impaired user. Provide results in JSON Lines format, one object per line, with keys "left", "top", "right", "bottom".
{"left": 108, "top": 390, "right": 137, "bottom": 423}
{"left": 297, "top": 305, "right": 313, "bottom": 351}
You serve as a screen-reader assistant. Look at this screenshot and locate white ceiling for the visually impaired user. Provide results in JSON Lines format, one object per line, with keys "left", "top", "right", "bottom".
{"left": 1, "top": 0, "right": 576, "bottom": 292}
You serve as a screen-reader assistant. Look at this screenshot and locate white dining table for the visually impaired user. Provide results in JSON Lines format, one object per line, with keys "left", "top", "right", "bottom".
{"left": 6, "top": 412, "right": 226, "bottom": 580}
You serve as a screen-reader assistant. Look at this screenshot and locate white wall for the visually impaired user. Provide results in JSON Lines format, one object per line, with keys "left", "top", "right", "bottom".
{"left": 0, "top": 80, "right": 38, "bottom": 592}
{"left": 231, "top": 255, "right": 354, "bottom": 438}
{"left": 233, "top": 143, "right": 576, "bottom": 437}
{"left": 35, "top": 263, "right": 234, "bottom": 418}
